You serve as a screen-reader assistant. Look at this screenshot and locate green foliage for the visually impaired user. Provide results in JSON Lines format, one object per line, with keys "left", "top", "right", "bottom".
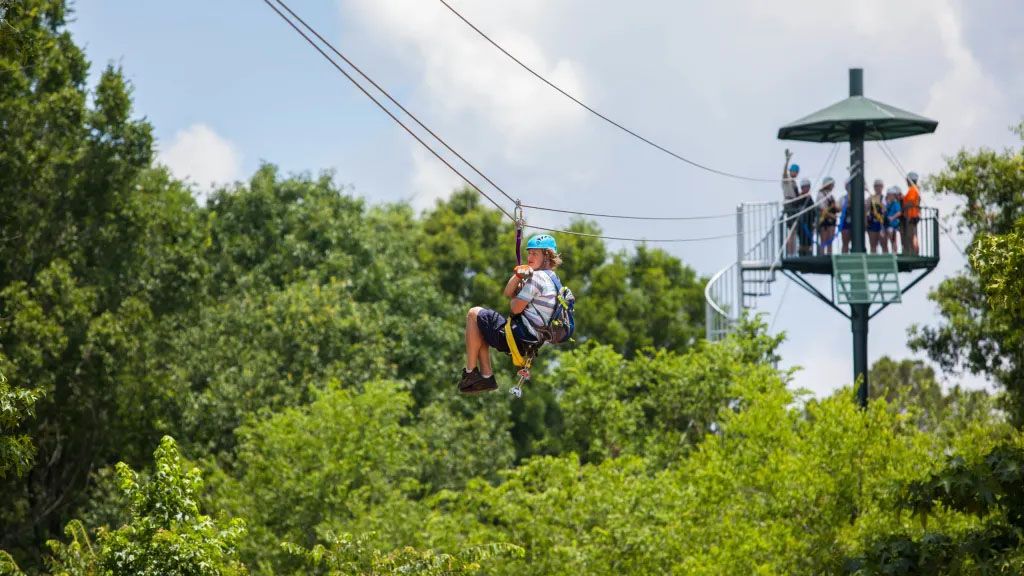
{"left": 0, "top": 550, "right": 25, "bottom": 576}
{"left": 45, "top": 436, "right": 247, "bottom": 576}
{"left": 869, "top": 356, "right": 1003, "bottom": 434}
{"left": 0, "top": 370, "right": 42, "bottom": 479}
{"left": 209, "top": 382, "right": 437, "bottom": 572}
{"left": 422, "top": 360, "right": 959, "bottom": 575}
{"left": 971, "top": 215, "right": 1024, "bottom": 357}
{"left": 6, "top": 2, "right": 1024, "bottom": 574}
{"left": 911, "top": 121, "right": 1024, "bottom": 422}
{"left": 552, "top": 315, "right": 783, "bottom": 465}
{"left": 418, "top": 189, "right": 515, "bottom": 312}
{"left": 283, "top": 532, "right": 523, "bottom": 576}
{"left": 845, "top": 440, "right": 1024, "bottom": 575}
{"left": 579, "top": 245, "right": 706, "bottom": 357}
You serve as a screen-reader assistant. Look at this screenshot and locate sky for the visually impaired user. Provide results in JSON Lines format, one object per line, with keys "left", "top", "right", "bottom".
{"left": 67, "top": 0, "right": 1023, "bottom": 396}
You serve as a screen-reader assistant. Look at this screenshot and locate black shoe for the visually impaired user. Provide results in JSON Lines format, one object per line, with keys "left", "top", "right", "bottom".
{"left": 458, "top": 368, "right": 484, "bottom": 394}
{"left": 476, "top": 374, "right": 498, "bottom": 394}
{"left": 458, "top": 369, "right": 498, "bottom": 395}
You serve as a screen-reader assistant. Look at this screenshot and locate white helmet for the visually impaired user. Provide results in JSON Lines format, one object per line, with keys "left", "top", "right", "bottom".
{"left": 907, "top": 171, "right": 919, "bottom": 183}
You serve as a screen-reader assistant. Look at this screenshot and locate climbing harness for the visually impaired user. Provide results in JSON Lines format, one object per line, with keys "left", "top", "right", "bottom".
{"left": 505, "top": 321, "right": 533, "bottom": 399}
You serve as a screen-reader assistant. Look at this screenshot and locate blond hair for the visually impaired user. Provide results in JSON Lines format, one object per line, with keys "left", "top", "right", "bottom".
{"left": 544, "top": 248, "right": 562, "bottom": 269}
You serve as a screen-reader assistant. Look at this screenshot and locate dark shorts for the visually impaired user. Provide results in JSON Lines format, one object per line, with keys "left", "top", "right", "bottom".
{"left": 909, "top": 217, "right": 920, "bottom": 225}
{"left": 867, "top": 221, "right": 882, "bottom": 232}
{"left": 476, "top": 308, "right": 537, "bottom": 354}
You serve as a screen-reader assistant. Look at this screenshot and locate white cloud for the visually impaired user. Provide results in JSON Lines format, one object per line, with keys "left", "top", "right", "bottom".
{"left": 409, "top": 145, "right": 465, "bottom": 210}
{"left": 340, "top": 0, "right": 587, "bottom": 172}
{"left": 159, "top": 123, "right": 243, "bottom": 199}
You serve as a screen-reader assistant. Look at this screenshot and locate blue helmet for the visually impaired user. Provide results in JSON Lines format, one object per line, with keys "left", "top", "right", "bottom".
{"left": 789, "top": 163, "right": 800, "bottom": 173}
{"left": 526, "top": 234, "right": 557, "bottom": 251}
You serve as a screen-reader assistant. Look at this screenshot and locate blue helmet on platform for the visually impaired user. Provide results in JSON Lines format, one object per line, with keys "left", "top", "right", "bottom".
{"left": 526, "top": 234, "right": 557, "bottom": 251}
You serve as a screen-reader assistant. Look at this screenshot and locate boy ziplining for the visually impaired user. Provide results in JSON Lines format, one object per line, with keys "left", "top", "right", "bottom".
{"left": 459, "top": 234, "right": 563, "bottom": 395}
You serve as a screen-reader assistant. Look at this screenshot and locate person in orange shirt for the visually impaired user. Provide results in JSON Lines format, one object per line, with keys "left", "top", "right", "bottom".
{"left": 902, "top": 171, "right": 921, "bottom": 255}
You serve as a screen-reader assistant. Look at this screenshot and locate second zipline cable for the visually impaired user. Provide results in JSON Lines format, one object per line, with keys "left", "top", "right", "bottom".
{"left": 438, "top": 0, "right": 778, "bottom": 183}
{"left": 262, "top": 0, "right": 515, "bottom": 220}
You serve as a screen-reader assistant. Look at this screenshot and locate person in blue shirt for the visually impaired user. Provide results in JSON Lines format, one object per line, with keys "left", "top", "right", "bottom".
{"left": 885, "top": 186, "right": 902, "bottom": 254}
{"left": 459, "top": 234, "right": 563, "bottom": 395}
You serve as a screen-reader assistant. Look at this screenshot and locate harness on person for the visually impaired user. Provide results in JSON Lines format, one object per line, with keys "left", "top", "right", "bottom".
{"left": 506, "top": 205, "right": 576, "bottom": 398}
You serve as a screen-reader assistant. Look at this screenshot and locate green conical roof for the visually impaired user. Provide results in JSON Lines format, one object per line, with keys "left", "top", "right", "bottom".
{"left": 778, "top": 96, "right": 937, "bottom": 142}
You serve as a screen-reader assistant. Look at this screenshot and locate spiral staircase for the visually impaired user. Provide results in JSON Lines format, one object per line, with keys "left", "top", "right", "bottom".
{"left": 704, "top": 201, "right": 784, "bottom": 341}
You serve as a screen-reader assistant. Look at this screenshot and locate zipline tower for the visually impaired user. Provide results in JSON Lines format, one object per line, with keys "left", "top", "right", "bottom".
{"left": 706, "top": 68, "right": 940, "bottom": 407}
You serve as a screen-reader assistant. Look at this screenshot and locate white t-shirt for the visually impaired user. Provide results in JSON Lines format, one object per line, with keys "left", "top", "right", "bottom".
{"left": 515, "top": 270, "right": 559, "bottom": 337}
{"left": 782, "top": 177, "right": 798, "bottom": 201}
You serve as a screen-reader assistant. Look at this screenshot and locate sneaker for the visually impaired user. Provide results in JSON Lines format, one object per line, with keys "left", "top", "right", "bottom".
{"left": 458, "top": 369, "right": 499, "bottom": 395}
{"left": 475, "top": 374, "right": 498, "bottom": 394}
{"left": 458, "top": 368, "right": 485, "bottom": 394}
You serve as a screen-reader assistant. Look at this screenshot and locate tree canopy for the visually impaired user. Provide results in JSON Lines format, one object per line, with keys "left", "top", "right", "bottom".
{"left": 3, "top": 2, "right": 1024, "bottom": 574}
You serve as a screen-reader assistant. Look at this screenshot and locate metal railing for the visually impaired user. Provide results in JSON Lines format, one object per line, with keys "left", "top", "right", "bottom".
{"left": 705, "top": 261, "right": 739, "bottom": 341}
{"left": 780, "top": 204, "right": 941, "bottom": 258}
{"left": 704, "top": 202, "right": 940, "bottom": 341}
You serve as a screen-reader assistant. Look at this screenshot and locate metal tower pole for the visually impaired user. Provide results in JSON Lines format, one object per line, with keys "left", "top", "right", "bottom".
{"left": 849, "top": 68, "right": 869, "bottom": 408}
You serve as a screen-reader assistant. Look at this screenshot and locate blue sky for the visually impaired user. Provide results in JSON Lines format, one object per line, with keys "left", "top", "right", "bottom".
{"left": 68, "top": 0, "right": 1024, "bottom": 395}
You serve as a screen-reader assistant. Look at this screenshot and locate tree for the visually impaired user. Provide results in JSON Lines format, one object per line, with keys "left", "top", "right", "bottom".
{"left": 580, "top": 246, "right": 706, "bottom": 356}
{"left": 910, "top": 122, "right": 1024, "bottom": 421}
{"left": 3, "top": 437, "right": 247, "bottom": 576}
{"left": 971, "top": 215, "right": 1024, "bottom": 367}
{"left": 1, "top": 0, "right": 213, "bottom": 555}
{"left": 0, "top": 367, "right": 42, "bottom": 480}
{"left": 208, "top": 382, "right": 455, "bottom": 573}
{"left": 869, "top": 356, "right": 1002, "bottom": 434}
{"left": 845, "top": 439, "right": 1024, "bottom": 575}
{"left": 552, "top": 315, "right": 784, "bottom": 465}
{"left": 284, "top": 533, "right": 523, "bottom": 576}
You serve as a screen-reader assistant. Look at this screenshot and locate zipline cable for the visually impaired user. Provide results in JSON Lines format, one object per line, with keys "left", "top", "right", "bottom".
{"left": 521, "top": 203, "right": 734, "bottom": 221}
{"left": 270, "top": 0, "right": 521, "bottom": 208}
{"left": 262, "top": 0, "right": 516, "bottom": 221}
{"left": 265, "top": 0, "right": 838, "bottom": 243}
{"left": 437, "top": 0, "right": 778, "bottom": 183}
{"left": 521, "top": 143, "right": 841, "bottom": 222}
{"left": 524, "top": 224, "right": 738, "bottom": 243}
{"left": 529, "top": 182, "right": 840, "bottom": 245}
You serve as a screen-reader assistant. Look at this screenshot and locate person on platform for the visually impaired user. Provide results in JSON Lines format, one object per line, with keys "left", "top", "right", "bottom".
{"left": 867, "top": 178, "right": 887, "bottom": 254}
{"left": 781, "top": 149, "right": 800, "bottom": 256}
{"left": 816, "top": 177, "right": 839, "bottom": 255}
{"left": 902, "top": 171, "right": 922, "bottom": 255}
{"left": 885, "top": 186, "right": 902, "bottom": 254}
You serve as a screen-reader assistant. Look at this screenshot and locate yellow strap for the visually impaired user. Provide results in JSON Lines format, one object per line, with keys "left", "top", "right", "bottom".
{"left": 505, "top": 320, "right": 527, "bottom": 367}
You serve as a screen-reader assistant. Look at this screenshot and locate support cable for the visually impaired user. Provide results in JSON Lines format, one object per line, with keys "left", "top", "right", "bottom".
{"left": 269, "top": 0, "right": 521, "bottom": 209}
{"left": 437, "top": 0, "right": 778, "bottom": 183}
{"left": 521, "top": 143, "right": 841, "bottom": 222}
{"left": 524, "top": 224, "right": 737, "bottom": 243}
{"left": 520, "top": 203, "right": 734, "bottom": 221}
{"left": 265, "top": 0, "right": 846, "bottom": 244}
